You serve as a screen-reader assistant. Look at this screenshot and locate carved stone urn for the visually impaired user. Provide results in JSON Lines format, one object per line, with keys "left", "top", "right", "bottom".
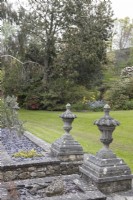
{"left": 60, "top": 103, "right": 77, "bottom": 135}
{"left": 94, "top": 104, "right": 119, "bottom": 159}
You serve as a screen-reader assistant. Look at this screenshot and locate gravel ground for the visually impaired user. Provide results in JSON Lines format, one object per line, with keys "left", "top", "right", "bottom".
{"left": 0, "top": 128, "right": 46, "bottom": 162}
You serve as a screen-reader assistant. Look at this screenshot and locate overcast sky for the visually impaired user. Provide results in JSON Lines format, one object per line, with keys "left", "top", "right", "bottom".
{"left": 111, "top": 0, "right": 133, "bottom": 19}
{"left": 9, "top": 0, "right": 133, "bottom": 19}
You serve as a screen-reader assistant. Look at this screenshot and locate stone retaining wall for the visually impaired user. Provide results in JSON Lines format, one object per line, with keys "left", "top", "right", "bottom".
{"left": 0, "top": 159, "right": 82, "bottom": 182}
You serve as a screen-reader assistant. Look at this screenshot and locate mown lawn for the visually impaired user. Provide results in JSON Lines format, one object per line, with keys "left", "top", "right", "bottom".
{"left": 19, "top": 109, "right": 133, "bottom": 172}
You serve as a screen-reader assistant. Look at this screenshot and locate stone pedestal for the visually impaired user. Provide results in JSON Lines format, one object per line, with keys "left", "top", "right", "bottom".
{"left": 80, "top": 104, "right": 132, "bottom": 194}
{"left": 80, "top": 154, "right": 132, "bottom": 194}
{"left": 51, "top": 104, "right": 83, "bottom": 162}
{"left": 51, "top": 133, "right": 83, "bottom": 162}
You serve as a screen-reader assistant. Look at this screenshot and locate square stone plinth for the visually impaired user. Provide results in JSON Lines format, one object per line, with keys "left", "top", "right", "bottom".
{"left": 51, "top": 133, "right": 84, "bottom": 162}
{"left": 80, "top": 154, "right": 133, "bottom": 194}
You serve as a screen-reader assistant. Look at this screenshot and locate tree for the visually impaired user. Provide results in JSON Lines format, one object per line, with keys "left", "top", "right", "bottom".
{"left": 0, "top": 0, "right": 8, "bottom": 22}
{"left": 20, "top": 0, "right": 69, "bottom": 87}
{"left": 1, "top": 0, "right": 114, "bottom": 109}
{"left": 112, "top": 17, "right": 133, "bottom": 50}
{"left": 0, "top": 0, "right": 18, "bottom": 25}
{"left": 0, "top": 0, "right": 22, "bottom": 56}
{"left": 25, "top": 0, "right": 113, "bottom": 86}
{"left": 54, "top": 0, "right": 114, "bottom": 88}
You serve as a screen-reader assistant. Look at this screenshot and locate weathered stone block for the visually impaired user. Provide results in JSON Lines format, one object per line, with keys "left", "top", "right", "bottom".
{"left": 4, "top": 171, "right": 17, "bottom": 181}
{"left": 0, "top": 172, "right": 3, "bottom": 180}
{"left": 37, "top": 171, "right": 46, "bottom": 178}
{"left": 53, "top": 165, "right": 60, "bottom": 171}
{"left": 28, "top": 167, "right": 36, "bottom": 172}
{"left": 31, "top": 172, "right": 37, "bottom": 177}
{"left": 37, "top": 167, "right": 45, "bottom": 172}
{"left": 95, "top": 179, "right": 132, "bottom": 194}
{"left": 19, "top": 172, "right": 30, "bottom": 179}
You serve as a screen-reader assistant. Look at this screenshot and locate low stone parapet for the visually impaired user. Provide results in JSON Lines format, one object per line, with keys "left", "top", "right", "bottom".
{"left": 0, "top": 131, "right": 83, "bottom": 182}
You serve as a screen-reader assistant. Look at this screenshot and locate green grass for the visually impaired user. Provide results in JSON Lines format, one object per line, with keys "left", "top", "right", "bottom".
{"left": 19, "top": 109, "right": 133, "bottom": 172}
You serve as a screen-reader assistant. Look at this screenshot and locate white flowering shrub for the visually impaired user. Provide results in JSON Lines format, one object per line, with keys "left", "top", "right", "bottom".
{"left": 121, "top": 66, "right": 133, "bottom": 78}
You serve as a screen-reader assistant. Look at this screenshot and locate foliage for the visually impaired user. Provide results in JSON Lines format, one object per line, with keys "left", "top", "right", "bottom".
{"left": 103, "top": 51, "right": 118, "bottom": 80}
{"left": 0, "top": 0, "right": 21, "bottom": 59}
{"left": 13, "top": 149, "right": 42, "bottom": 158}
{"left": 88, "top": 100, "right": 106, "bottom": 112}
{"left": 0, "top": 0, "right": 17, "bottom": 24}
{"left": 104, "top": 77, "right": 133, "bottom": 110}
{"left": 53, "top": 0, "right": 114, "bottom": 88}
{"left": 124, "top": 100, "right": 133, "bottom": 110}
{"left": 66, "top": 89, "right": 101, "bottom": 112}
{"left": 24, "top": 95, "right": 42, "bottom": 110}
{"left": 1, "top": 56, "right": 45, "bottom": 108}
{"left": 121, "top": 66, "right": 133, "bottom": 78}
{"left": 0, "top": 99, "right": 3, "bottom": 128}
{"left": 72, "top": 102, "right": 89, "bottom": 112}
{"left": 17, "top": 79, "right": 93, "bottom": 111}
{"left": 2, "top": 58, "right": 24, "bottom": 96}
{"left": 0, "top": 96, "right": 24, "bottom": 135}
{"left": 127, "top": 47, "right": 133, "bottom": 66}
{"left": 107, "top": 17, "right": 133, "bottom": 85}
{"left": 0, "top": 70, "right": 3, "bottom": 93}
{"left": 112, "top": 17, "right": 133, "bottom": 50}
{"left": 0, "top": 0, "right": 114, "bottom": 110}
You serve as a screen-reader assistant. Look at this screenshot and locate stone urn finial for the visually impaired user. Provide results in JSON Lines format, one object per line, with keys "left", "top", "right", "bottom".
{"left": 60, "top": 103, "right": 76, "bottom": 134}
{"left": 94, "top": 104, "right": 120, "bottom": 158}
{"left": 51, "top": 103, "right": 83, "bottom": 161}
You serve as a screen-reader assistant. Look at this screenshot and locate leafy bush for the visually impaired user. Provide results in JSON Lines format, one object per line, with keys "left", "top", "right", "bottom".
{"left": 41, "top": 90, "right": 61, "bottom": 111}
{"left": 111, "top": 94, "right": 129, "bottom": 110}
{"left": 24, "top": 95, "right": 42, "bottom": 110}
{"left": 0, "top": 98, "right": 3, "bottom": 128}
{"left": 123, "top": 100, "right": 133, "bottom": 110}
{"left": 40, "top": 84, "right": 92, "bottom": 111}
{"left": 72, "top": 102, "right": 89, "bottom": 111}
{"left": 104, "top": 78, "right": 133, "bottom": 110}
{"left": 121, "top": 66, "right": 133, "bottom": 78}
{"left": 0, "top": 96, "right": 24, "bottom": 135}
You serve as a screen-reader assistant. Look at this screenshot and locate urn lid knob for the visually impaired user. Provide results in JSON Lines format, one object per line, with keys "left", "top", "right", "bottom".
{"left": 60, "top": 103, "right": 77, "bottom": 119}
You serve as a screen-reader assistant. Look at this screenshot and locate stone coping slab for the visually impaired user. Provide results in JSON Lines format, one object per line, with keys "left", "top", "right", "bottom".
{"left": 24, "top": 131, "right": 51, "bottom": 152}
